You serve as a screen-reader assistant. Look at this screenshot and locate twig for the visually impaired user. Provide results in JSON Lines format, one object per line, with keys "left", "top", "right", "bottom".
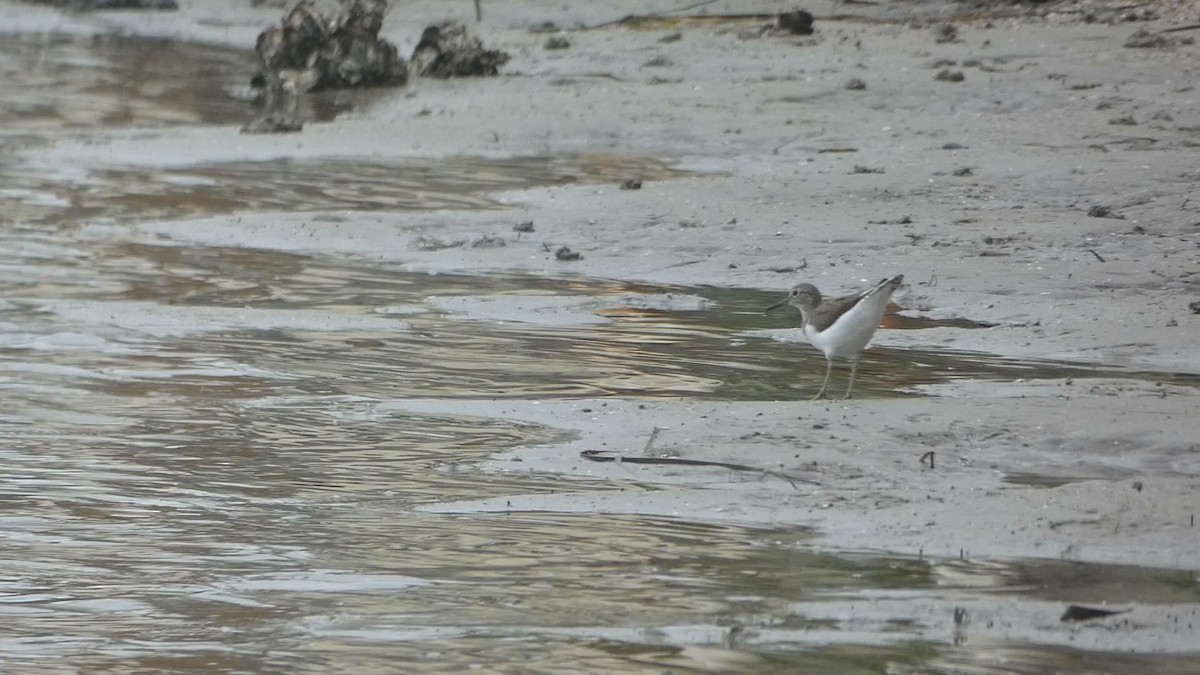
{"left": 666, "top": 0, "right": 726, "bottom": 14}
{"left": 919, "top": 451, "right": 935, "bottom": 469}
{"left": 643, "top": 426, "right": 663, "bottom": 454}
{"left": 533, "top": 71, "right": 625, "bottom": 81}
{"left": 580, "top": 449, "right": 821, "bottom": 488}
{"left": 772, "top": 135, "right": 802, "bottom": 155}
{"left": 1087, "top": 249, "right": 1106, "bottom": 263}
{"left": 1061, "top": 605, "right": 1130, "bottom": 622}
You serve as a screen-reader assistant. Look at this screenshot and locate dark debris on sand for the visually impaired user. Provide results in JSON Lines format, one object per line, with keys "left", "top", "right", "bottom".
{"left": 28, "top": 0, "right": 177, "bottom": 8}
{"left": 741, "top": 9, "right": 817, "bottom": 39}
{"left": 241, "top": 113, "right": 304, "bottom": 135}
{"left": 775, "top": 10, "right": 814, "bottom": 35}
{"left": 1124, "top": 28, "right": 1195, "bottom": 49}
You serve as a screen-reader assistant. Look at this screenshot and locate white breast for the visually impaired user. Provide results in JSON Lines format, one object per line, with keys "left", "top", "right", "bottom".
{"left": 803, "top": 288, "right": 893, "bottom": 359}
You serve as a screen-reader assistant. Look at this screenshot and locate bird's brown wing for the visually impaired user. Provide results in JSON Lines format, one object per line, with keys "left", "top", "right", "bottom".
{"left": 807, "top": 276, "right": 901, "bottom": 332}
{"left": 807, "top": 292, "right": 866, "bottom": 333}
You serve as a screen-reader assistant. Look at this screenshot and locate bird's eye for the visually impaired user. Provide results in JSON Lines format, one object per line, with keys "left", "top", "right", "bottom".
{"left": 790, "top": 289, "right": 798, "bottom": 296}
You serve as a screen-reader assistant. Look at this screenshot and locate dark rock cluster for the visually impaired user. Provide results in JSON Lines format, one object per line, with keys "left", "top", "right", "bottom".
{"left": 245, "top": 3, "right": 510, "bottom": 133}
{"left": 410, "top": 21, "right": 510, "bottom": 78}
{"left": 252, "top": 0, "right": 408, "bottom": 94}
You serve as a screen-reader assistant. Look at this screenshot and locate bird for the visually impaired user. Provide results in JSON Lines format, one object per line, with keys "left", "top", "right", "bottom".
{"left": 767, "top": 275, "right": 904, "bottom": 400}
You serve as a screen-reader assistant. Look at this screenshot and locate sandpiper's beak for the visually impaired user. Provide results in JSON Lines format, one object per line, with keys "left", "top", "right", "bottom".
{"left": 766, "top": 296, "right": 790, "bottom": 313}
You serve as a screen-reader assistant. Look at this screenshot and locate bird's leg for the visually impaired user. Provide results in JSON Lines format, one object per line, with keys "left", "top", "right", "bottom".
{"left": 812, "top": 357, "right": 834, "bottom": 400}
{"left": 844, "top": 357, "right": 860, "bottom": 399}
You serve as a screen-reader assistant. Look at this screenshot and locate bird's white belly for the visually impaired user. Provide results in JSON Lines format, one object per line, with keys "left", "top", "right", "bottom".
{"left": 804, "top": 293, "right": 891, "bottom": 359}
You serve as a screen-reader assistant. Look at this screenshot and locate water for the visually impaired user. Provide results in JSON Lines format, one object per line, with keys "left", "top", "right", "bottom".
{"left": 4, "top": 241, "right": 1198, "bottom": 673}
{"left": 1, "top": 29, "right": 1197, "bottom": 675}
{"left": 0, "top": 32, "right": 381, "bottom": 135}
{"left": 0, "top": 33, "right": 253, "bottom": 133}
{"left": 1, "top": 155, "right": 689, "bottom": 226}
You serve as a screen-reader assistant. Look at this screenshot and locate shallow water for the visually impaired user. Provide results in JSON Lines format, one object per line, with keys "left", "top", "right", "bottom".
{"left": 1, "top": 26, "right": 1198, "bottom": 675}
{"left": 0, "top": 33, "right": 253, "bottom": 133}
{"left": 4, "top": 238, "right": 1199, "bottom": 673}
{"left": 2, "top": 154, "right": 690, "bottom": 226}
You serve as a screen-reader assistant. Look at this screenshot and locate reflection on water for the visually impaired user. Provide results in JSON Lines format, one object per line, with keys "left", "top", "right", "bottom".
{"left": 0, "top": 155, "right": 690, "bottom": 225}
{"left": 0, "top": 33, "right": 253, "bottom": 133}
{"left": 0, "top": 32, "right": 381, "bottom": 137}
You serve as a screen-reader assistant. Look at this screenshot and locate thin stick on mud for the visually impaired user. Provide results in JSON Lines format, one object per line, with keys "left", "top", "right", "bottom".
{"left": 580, "top": 449, "right": 821, "bottom": 489}
{"left": 643, "top": 426, "right": 663, "bottom": 454}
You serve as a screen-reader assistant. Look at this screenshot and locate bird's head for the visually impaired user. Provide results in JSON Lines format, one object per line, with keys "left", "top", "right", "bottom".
{"left": 766, "top": 283, "right": 821, "bottom": 314}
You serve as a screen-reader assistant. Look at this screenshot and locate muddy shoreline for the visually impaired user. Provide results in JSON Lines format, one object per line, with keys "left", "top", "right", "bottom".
{"left": 9, "top": 0, "right": 1200, "bottom": 560}
{"left": 2, "top": 0, "right": 1199, "bottom": 668}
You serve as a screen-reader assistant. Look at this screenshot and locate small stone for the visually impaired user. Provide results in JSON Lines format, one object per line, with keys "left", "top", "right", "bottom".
{"left": 933, "top": 23, "right": 958, "bottom": 44}
{"left": 1086, "top": 205, "right": 1125, "bottom": 219}
{"left": 658, "top": 32, "right": 682, "bottom": 44}
{"left": 1108, "top": 115, "right": 1137, "bottom": 125}
{"left": 845, "top": 77, "right": 867, "bottom": 90}
{"left": 471, "top": 234, "right": 506, "bottom": 248}
{"left": 241, "top": 113, "right": 302, "bottom": 134}
{"left": 416, "top": 236, "right": 464, "bottom": 251}
{"left": 620, "top": 179, "right": 643, "bottom": 190}
{"left": 776, "top": 10, "right": 814, "bottom": 35}
{"left": 512, "top": 221, "right": 534, "bottom": 233}
{"left": 934, "top": 69, "right": 965, "bottom": 82}
{"left": 555, "top": 246, "right": 582, "bottom": 261}
{"left": 543, "top": 36, "right": 570, "bottom": 50}
{"left": 952, "top": 166, "right": 973, "bottom": 176}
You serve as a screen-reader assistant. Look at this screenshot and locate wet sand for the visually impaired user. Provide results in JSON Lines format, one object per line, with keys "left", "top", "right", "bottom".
{"left": 3, "top": 0, "right": 1200, "bottom": 667}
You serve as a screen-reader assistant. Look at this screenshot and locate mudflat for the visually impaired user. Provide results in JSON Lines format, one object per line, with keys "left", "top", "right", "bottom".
{"left": 3, "top": 0, "right": 1199, "bottom": 669}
